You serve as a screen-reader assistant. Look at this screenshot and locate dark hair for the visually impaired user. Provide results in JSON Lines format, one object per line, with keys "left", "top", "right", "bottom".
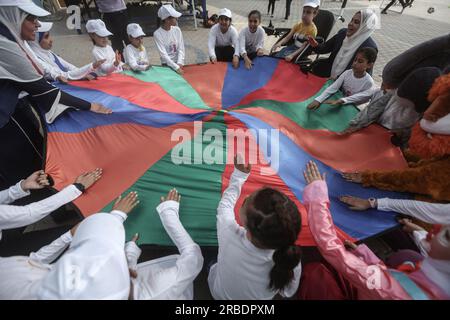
{"left": 245, "top": 188, "right": 302, "bottom": 291}
{"left": 248, "top": 10, "right": 261, "bottom": 20}
{"left": 356, "top": 47, "right": 378, "bottom": 64}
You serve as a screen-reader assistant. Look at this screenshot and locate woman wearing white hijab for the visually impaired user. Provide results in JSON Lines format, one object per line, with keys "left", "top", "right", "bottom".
{"left": 0, "top": 1, "right": 111, "bottom": 188}
{"left": 0, "top": 191, "right": 139, "bottom": 300}
{"left": 28, "top": 21, "right": 105, "bottom": 82}
{"left": 308, "top": 9, "right": 378, "bottom": 78}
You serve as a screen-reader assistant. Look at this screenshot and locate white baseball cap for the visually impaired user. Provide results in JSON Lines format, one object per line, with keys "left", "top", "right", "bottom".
{"left": 303, "top": 0, "right": 320, "bottom": 8}
{"left": 157, "top": 4, "right": 181, "bottom": 21}
{"left": 86, "top": 19, "right": 113, "bottom": 37}
{"left": 0, "top": 0, "right": 50, "bottom": 16}
{"left": 218, "top": 8, "right": 232, "bottom": 19}
{"left": 127, "top": 23, "right": 145, "bottom": 38}
{"left": 37, "top": 21, "right": 53, "bottom": 33}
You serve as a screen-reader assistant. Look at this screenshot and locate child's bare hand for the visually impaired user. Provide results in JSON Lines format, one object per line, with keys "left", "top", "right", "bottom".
{"left": 112, "top": 191, "right": 139, "bottom": 214}
{"left": 56, "top": 76, "right": 68, "bottom": 84}
{"left": 307, "top": 35, "right": 318, "bottom": 48}
{"left": 244, "top": 57, "right": 253, "bottom": 70}
{"left": 210, "top": 57, "right": 217, "bottom": 64}
{"left": 160, "top": 188, "right": 181, "bottom": 203}
{"left": 232, "top": 55, "right": 239, "bottom": 69}
{"left": 307, "top": 100, "right": 321, "bottom": 110}
{"left": 285, "top": 54, "right": 294, "bottom": 62}
{"left": 74, "top": 168, "right": 102, "bottom": 190}
{"left": 303, "top": 160, "right": 326, "bottom": 184}
{"left": 90, "top": 103, "right": 113, "bottom": 114}
{"left": 398, "top": 218, "right": 425, "bottom": 233}
{"left": 256, "top": 48, "right": 264, "bottom": 56}
{"left": 234, "top": 154, "right": 251, "bottom": 174}
{"left": 92, "top": 59, "right": 106, "bottom": 69}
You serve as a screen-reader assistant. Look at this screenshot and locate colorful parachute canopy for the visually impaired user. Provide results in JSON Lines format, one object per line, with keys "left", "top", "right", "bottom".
{"left": 45, "top": 57, "right": 408, "bottom": 247}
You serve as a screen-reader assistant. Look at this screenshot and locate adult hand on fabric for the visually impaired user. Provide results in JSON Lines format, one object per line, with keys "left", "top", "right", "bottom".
{"left": 160, "top": 188, "right": 181, "bottom": 203}
{"left": 234, "top": 154, "right": 251, "bottom": 174}
{"left": 112, "top": 191, "right": 140, "bottom": 214}
{"left": 74, "top": 168, "right": 102, "bottom": 190}
{"left": 90, "top": 103, "right": 113, "bottom": 114}
{"left": 210, "top": 57, "right": 217, "bottom": 64}
{"left": 341, "top": 172, "right": 363, "bottom": 183}
{"left": 92, "top": 59, "right": 106, "bottom": 69}
{"left": 324, "top": 99, "right": 344, "bottom": 106}
{"left": 339, "top": 196, "right": 371, "bottom": 211}
{"left": 303, "top": 160, "right": 326, "bottom": 184}
{"left": 307, "top": 100, "right": 321, "bottom": 110}
{"left": 232, "top": 55, "right": 240, "bottom": 69}
{"left": 21, "top": 170, "right": 49, "bottom": 191}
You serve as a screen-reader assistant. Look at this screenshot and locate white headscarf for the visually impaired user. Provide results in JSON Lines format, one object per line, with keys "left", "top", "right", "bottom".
{"left": 37, "top": 213, "right": 131, "bottom": 300}
{"left": 0, "top": 6, "right": 44, "bottom": 81}
{"left": 330, "top": 8, "right": 378, "bottom": 78}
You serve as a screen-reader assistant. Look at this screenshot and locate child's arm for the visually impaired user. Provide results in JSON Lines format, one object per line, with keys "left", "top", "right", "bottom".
{"left": 340, "top": 87, "right": 376, "bottom": 105}
{"left": 284, "top": 42, "right": 307, "bottom": 62}
{"left": 208, "top": 27, "right": 217, "bottom": 61}
{"left": 303, "top": 163, "right": 410, "bottom": 300}
{"left": 124, "top": 47, "right": 147, "bottom": 72}
{"left": 271, "top": 27, "right": 295, "bottom": 52}
{"left": 93, "top": 48, "right": 119, "bottom": 75}
{"left": 308, "top": 72, "right": 345, "bottom": 109}
{"left": 217, "top": 156, "right": 250, "bottom": 228}
{"left": 29, "top": 230, "right": 73, "bottom": 265}
{"left": 176, "top": 29, "right": 185, "bottom": 67}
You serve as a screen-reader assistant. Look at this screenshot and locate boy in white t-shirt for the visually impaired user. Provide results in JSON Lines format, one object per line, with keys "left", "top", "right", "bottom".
{"left": 123, "top": 23, "right": 150, "bottom": 72}
{"left": 153, "top": 4, "right": 185, "bottom": 75}
{"left": 239, "top": 10, "right": 265, "bottom": 70}
{"left": 308, "top": 47, "right": 377, "bottom": 110}
{"left": 86, "top": 19, "right": 124, "bottom": 77}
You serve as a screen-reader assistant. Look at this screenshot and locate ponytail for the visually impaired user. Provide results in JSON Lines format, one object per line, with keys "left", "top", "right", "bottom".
{"left": 246, "top": 188, "right": 302, "bottom": 291}
{"left": 270, "top": 245, "right": 302, "bottom": 290}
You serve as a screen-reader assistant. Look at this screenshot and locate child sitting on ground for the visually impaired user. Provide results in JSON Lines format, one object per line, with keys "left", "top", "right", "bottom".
{"left": 239, "top": 10, "right": 265, "bottom": 70}
{"left": 307, "top": 47, "right": 377, "bottom": 110}
{"left": 28, "top": 22, "right": 105, "bottom": 83}
{"left": 123, "top": 23, "right": 150, "bottom": 72}
{"left": 86, "top": 19, "right": 123, "bottom": 77}
{"left": 208, "top": 155, "right": 302, "bottom": 300}
{"left": 271, "top": 0, "right": 320, "bottom": 62}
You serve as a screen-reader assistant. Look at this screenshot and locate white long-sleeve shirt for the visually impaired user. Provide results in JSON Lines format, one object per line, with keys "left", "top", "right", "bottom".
{"left": 123, "top": 44, "right": 150, "bottom": 72}
{"left": 377, "top": 198, "right": 450, "bottom": 225}
{"left": 378, "top": 198, "right": 450, "bottom": 257}
{"left": 129, "top": 200, "right": 203, "bottom": 300}
{"left": 92, "top": 45, "right": 123, "bottom": 76}
{"left": 0, "top": 182, "right": 82, "bottom": 240}
{"left": 208, "top": 169, "right": 301, "bottom": 300}
{"left": 315, "top": 69, "right": 375, "bottom": 105}
{"left": 208, "top": 24, "right": 239, "bottom": 60}
{"left": 239, "top": 26, "right": 265, "bottom": 56}
{"left": 35, "top": 52, "right": 94, "bottom": 81}
{"left": 420, "top": 114, "right": 450, "bottom": 135}
{"left": 153, "top": 26, "right": 185, "bottom": 71}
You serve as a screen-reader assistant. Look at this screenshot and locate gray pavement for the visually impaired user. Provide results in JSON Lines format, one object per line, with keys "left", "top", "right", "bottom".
{"left": 49, "top": 0, "right": 450, "bottom": 86}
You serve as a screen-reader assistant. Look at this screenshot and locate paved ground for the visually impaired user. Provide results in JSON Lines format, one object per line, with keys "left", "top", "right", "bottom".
{"left": 47, "top": 0, "right": 450, "bottom": 85}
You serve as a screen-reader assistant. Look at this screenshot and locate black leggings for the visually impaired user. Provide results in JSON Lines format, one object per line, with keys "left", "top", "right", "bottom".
{"left": 215, "top": 46, "right": 236, "bottom": 62}
{"left": 268, "top": 0, "right": 276, "bottom": 15}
